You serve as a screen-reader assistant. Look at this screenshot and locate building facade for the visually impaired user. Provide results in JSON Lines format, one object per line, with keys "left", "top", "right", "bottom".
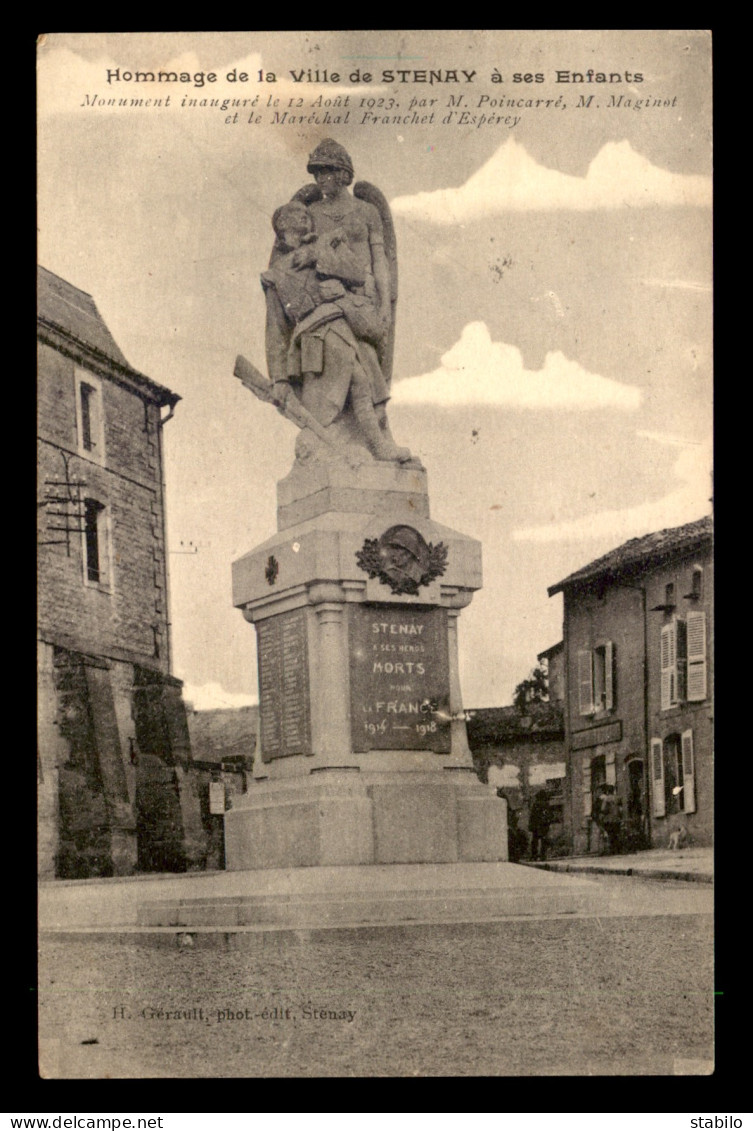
{"left": 186, "top": 706, "right": 258, "bottom": 869}
{"left": 548, "top": 517, "right": 713, "bottom": 854}
{"left": 37, "top": 266, "right": 204, "bottom": 878}
{"left": 466, "top": 702, "right": 567, "bottom": 855}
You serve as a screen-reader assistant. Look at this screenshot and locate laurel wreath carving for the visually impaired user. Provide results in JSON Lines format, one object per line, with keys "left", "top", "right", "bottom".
{"left": 355, "top": 538, "right": 448, "bottom": 596}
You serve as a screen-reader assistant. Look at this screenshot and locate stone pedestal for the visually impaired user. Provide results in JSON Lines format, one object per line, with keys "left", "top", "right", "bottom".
{"left": 228, "top": 459, "right": 506, "bottom": 870}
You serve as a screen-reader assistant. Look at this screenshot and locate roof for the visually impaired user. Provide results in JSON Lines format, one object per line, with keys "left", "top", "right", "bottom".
{"left": 186, "top": 706, "right": 258, "bottom": 766}
{"left": 548, "top": 516, "right": 713, "bottom": 597}
{"left": 465, "top": 702, "right": 564, "bottom": 747}
{"left": 537, "top": 641, "right": 563, "bottom": 662}
{"left": 37, "top": 266, "right": 179, "bottom": 407}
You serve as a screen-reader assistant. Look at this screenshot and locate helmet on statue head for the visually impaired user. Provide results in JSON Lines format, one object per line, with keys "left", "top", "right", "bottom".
{"left": 307, "top": 139, "right": 355, "bottom": 183}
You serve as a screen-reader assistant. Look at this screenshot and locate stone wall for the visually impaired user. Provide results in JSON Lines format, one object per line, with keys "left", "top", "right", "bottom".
{"left": 645, "top": 551, "right": 713, "bottom": 847}
{"left": 563, "top": 583, "right": 647, "bottom": 855}
{"left": 37, "top": 315, "right": 202, "bottom": 877}
{"left": 37, "top": 341, "right": 170, "bottom": 669}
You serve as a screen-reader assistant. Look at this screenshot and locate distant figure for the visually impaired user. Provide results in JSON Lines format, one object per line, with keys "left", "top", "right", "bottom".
{"left": 668, "top": 824, "right": 689, "bottom": 850}
{"left": 592, "top": 783, "right": 623, "bottom": 855}
{"left": 502, "top": 798, "right": 529, "bottom": 864}
{"left": 529, "top": 789, "right": 554, "bottom": 861}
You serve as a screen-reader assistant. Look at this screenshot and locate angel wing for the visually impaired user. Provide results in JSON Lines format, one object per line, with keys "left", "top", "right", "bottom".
{"left": 354, "top": 180, "right": 398, "bottom": 386}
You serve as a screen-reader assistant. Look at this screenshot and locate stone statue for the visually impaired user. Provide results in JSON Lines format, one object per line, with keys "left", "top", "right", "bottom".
{"left": 235, "top": 139, "right": 415, "bottom": 466}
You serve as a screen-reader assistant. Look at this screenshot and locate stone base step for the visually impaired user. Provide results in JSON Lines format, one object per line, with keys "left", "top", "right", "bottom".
{"left": 41, "top": 862, "right": 603, "bottom": 932}
{"left": 136, "top": 863, "right": 600, "bottom": 929}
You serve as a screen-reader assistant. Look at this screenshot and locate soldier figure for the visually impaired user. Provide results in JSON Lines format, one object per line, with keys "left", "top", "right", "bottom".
{"left": 262, "top": 139, "right": 412, "bottom": 464}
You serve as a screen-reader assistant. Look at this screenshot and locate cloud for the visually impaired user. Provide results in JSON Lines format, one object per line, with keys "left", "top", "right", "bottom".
{"left": 391, "top": 322, "right": 641, "bottom": 410}
{"left": 512, "top": 435, "right": 712, "bottom": 544}
{"left": 391, "top": 138, "right": 712, "bottom": 223}
{"left": 182, "top": 681, "right": 258, "bottom": 711}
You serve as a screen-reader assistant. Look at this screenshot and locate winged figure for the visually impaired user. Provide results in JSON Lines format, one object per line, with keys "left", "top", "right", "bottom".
{"left": 257, "top": 139, "right": 414, "bottom": 465}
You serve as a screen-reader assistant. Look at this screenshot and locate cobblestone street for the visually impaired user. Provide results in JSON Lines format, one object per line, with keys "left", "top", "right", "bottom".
{"left": 39, "top": 876, "right": 713, "bottom": 1078}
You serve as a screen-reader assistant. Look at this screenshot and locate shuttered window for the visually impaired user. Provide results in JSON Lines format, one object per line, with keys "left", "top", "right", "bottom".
{"left": 662, "top": 615, "right": 706, "bottom": 708}
{"left": 578, "top": 650, "right": 594, "bottom": 715}
{"left": 582, "top": 756, "right": 592, "bottom": 819}
{"left": 650, "top": 737, "right": 665, "bottom": 817}
{"left": 578, "top": 643, "right": 615, "bottom": 715}
{"left": 681, "top": 729, "right": 697, "bottom": 813}
{"left": 676, "top": 618, "right": 688, "bottom": 702}
{"left": 660, "top": 622, "right": 677, "bottom": 710}
{"left": 603, "top": 640, "right": 614, "bottom": 711}
{"left": 686, "top": 611, "right": 708, "bottom": 702}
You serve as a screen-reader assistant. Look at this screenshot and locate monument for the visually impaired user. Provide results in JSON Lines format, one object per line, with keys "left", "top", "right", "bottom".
{"left": 227, "top": 139, "right": 507, "bottom": 872}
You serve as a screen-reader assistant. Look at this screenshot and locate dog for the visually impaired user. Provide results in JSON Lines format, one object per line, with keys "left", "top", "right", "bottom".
{"left": 668, "top": 825, "right": 689, "bottom": 850}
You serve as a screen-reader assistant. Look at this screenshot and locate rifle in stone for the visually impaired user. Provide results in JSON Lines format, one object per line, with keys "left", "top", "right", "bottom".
{"left": 233, "top": 354, "right": 339, "bottom": 450}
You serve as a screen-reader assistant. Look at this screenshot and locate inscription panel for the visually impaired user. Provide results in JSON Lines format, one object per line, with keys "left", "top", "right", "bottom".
{"left": 350, "top": 604, "right": 451, "bottom": 753}
{"left": 256, "top": 609, "right": 311, "bottom": 761}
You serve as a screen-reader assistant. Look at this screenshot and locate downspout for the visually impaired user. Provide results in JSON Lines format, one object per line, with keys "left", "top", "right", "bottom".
{"left": 157, "top": 394, "right": 180, "bottom": 676}
{"left": 561, "top": 591, "right": 575, "bottom": 856}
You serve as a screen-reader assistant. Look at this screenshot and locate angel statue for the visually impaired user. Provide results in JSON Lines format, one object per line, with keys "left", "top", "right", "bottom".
{"left": 235, "top": 139, "right": 415, "bottom": 465}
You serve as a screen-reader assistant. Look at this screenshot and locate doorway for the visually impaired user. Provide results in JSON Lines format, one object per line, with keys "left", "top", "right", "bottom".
{"left": 626, "top": 757, "right": 648, "bottom": 850}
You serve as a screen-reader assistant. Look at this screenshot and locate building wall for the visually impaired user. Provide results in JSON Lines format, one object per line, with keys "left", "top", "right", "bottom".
{"left": 37, "top": 340, "right": 170, "bottom": 668}
{"left": 645, "top": 550, "right": 713, "bottom": 846}
{"left": 563, "top": 583, "right": 648, "bottom": 855}
{"left": 37, "top": 322, "right": 203, "bottom": 878}
{"left": 547, "top": 650, "right": 564, "bottom": 704}
{"left": 471, "top": 735, "right": 567, "bottom": 855}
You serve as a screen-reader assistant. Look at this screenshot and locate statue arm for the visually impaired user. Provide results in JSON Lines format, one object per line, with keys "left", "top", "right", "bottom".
{"left": 370, "top": 238, "right": 392, "bottom": 329}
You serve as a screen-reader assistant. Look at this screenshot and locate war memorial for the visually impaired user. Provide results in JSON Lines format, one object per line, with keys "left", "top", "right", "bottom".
{"left": 200, "top": 139, "right": 596, "bottom": 926}
{"left": 39, "top": 139, "right": 598, "bottom": 937}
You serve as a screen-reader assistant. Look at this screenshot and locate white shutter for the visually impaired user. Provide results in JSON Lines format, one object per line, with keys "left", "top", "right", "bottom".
{"left": 578, "top": 650, "right": 594, "bottom": 715}
{"left": 676, "top": 618, "right": 688, "bottom": 701}
{"left": 686, "top": 611, "right": 708, "bottom": 702}
{"left": 582, "top": 757, "right": 592, "bottom": 818}
{"left": 660, "top": 623, "right": 677, "bottom": 710}
{"left": 651, "top": 737, "right": 665, "bottom": 817}
{"left": 605, "top": 751, "right": 616, "bottom": 786}
{"left": 604, "top": 640, "right": 615, "bottom": 711}
{"left": 681, "top": 729, "right": 696, "bottom": 814}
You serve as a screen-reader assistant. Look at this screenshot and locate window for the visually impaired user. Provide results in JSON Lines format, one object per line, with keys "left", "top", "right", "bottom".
{"left": 680, "top": 729, "right": 697, "bottom": 813}
{"left": 650, "top": 737, "right": 665, "bottom": 817}
{"left": 75, "top": 369, "right": 105, "bottom": 464}
{"left": 80, "top": 382, "right": 95, "bottom": 450}
{"left": 651, "top": 731, "right": 696, "bottom": 816}
{"left": 660, "top": 613, "right": 707, "bottom": 708}
{"left": 82, "top": 498, "right": 111, "bottom": 589}
{"left": 686, "top": 611, "right": 708, "bottom": 701}
{"left": 577, "top": 641, "right": 614, "bottom": 715}
{"left": 684, "top": 566, "right": 703, "bottom": 601}
{"left": 660, "top": 618, "right": 685, "bottom": 708}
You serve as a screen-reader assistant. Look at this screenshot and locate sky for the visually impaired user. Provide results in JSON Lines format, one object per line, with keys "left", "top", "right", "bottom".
{"left": 37, "top": 31, "right": 713, "bottom": 710}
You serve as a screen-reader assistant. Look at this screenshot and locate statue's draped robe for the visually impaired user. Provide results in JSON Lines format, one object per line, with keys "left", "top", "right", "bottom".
{"left": 263, "top": 195, "right": 390, "bottom": 428}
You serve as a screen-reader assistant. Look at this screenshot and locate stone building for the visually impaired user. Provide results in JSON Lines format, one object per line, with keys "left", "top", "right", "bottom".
{"left": 548, "top": 516, "right": 713, "bottom": 854}
{"left": 466, "top": 702, "right": 567, "bottom": 853}
{"left": 37, "top": 266, "right": 203, "bottom": 878}
{"left": 186, "top": 706, "right": 258, "bottom": 869}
